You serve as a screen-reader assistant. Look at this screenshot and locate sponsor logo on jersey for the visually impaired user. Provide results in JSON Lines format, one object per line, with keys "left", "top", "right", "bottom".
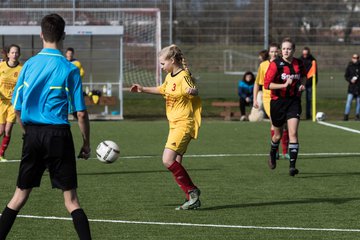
{"left": 281, "top": 73, "right": 301, "bottom": 80}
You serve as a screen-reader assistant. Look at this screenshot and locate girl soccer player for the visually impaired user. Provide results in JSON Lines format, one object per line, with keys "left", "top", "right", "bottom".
{"left": 130, "top": 44, "right": 201, "bottom": 210}
{"left": 253, "top": 43, "right": 290, "bottom": 160}
{"left": 264, "top": 38, "right": 306, "bottom": 176}
{"left": 0, "top": 44, "right": 22, "bottom": 161}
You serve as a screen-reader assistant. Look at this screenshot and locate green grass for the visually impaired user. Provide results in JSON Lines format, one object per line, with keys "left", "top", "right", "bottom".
{"left": 1, "top": 120, "right": 360, "bottom": 239}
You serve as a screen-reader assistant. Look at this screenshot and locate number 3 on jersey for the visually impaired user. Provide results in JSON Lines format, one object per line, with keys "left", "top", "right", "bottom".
{"left": 171, "top": 83, "right": 176, "bottom": 91}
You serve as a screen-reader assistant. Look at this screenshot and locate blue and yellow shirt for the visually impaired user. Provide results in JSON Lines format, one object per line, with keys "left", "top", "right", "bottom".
{"left": 12, "top": 48, "right": 86, "bottom": 125}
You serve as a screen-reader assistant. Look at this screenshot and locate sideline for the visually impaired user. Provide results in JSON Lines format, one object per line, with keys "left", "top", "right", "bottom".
{"left": 1, "top": 152, "right": 360, "bottom": 163}
{"left": 317, "top": 121, "right": 360, "bottom": 134}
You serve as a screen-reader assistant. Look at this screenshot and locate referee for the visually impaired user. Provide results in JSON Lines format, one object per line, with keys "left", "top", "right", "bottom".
{"left": 0, "top": 14, "right": 91, "bottom": 239}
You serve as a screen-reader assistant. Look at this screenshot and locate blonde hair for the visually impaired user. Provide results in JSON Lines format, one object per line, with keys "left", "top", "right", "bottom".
{"left": 159, "top": 44, "right": 192, "bottom": 76}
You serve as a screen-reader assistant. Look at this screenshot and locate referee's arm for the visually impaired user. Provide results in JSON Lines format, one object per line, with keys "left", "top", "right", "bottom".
{"left": 15, "top": 110, "right": 25, "bottom": 133}
{"left": 76, "top": 110, "right": 90, "bottom": 159}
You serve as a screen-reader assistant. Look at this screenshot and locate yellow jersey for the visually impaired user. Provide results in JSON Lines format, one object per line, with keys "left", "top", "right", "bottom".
{"left": 158, "top": 70, "right": 202, "bottom": 139}
{"left": 0, "top": 61, "right": 22, "bottom": 100}
{"left": 70, "top": 59, "right": 85, "bottom": 79}
{"left": 255, "top": 60, "right": 271, "bottom": 101}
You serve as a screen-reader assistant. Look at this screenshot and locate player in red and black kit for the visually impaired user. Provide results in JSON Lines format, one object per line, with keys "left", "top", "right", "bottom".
{"left": 264, "top": 37, "right": 306, "bottom": 176}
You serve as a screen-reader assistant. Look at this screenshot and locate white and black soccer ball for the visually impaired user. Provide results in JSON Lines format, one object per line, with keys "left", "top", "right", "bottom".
{"left": 96, "top": 140, "right": 120, "bottom": 163}
{"left": 316, "top": 112, "right": 326, "bottom": 121}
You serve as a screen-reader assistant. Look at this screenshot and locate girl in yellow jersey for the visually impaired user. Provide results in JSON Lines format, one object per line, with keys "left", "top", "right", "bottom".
{"left": 130, "top": 44, "right": 201, "bottom": 210}
{"left": 0, "top": 44, "right": 22, "bottom": 161}
{"left": 253, "top": 43, "right": 290, "bottom": 160}
{"left": 65, "top": 47, "right": 85, "bottom": 80}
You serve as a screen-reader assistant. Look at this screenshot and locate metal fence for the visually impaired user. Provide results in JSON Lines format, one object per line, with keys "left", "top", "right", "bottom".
{"left": 1, "top": 0, "right": 359, "bottom": 99}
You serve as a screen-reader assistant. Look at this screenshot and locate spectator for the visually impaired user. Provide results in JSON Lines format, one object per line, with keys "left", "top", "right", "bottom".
{"left": 299, "top": 46, "right": 318, "bottom": 120}
{"left": 238, "top": 71, "right": 255, "bottom": 121}
{"left": 344, "top": 54, "right": 360, "bottom": 121}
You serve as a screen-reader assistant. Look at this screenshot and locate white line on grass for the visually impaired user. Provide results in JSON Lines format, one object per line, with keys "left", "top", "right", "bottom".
{"left": 1, "top": 152, "right": 360, "bottom": 163}
{"left": 317, "top": 121, "right": 360, "bottom": 134}
{"left": 2, "top": 122, "right": 358, "bottom": 164}
{"left": 8, "top": 214, "right": 360, "bottom": 233}
{"left": 117, "top": 152, "right": 360, "bottom": 159}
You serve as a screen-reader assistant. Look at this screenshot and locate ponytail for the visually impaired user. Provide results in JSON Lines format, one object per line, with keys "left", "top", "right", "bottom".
{"left": 159, "top": 44, "right": 195, "bottom": 82}
{"left": 181, "top": 56, "right": 191, "bottom": 76}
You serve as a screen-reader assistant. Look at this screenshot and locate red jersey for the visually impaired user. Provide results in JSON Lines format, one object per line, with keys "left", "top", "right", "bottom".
{"left": 264, "top": 57, "right": 306, "bottom": 100}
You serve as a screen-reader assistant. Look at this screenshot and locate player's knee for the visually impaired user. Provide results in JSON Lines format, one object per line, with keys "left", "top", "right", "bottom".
{"left": 162, "top": 158, "right": 172, "bottom": 168}
{"left": 288, "top": 134, "right": 298, "bottom": 142}
{"left": 8, "top": 189, "right": 31, "bottom": 211}
{"left": 64, "top": 199, "right": 80, "bottom": 213}
{"left": 272, "top": 134, "right": 282, "bottom": 143}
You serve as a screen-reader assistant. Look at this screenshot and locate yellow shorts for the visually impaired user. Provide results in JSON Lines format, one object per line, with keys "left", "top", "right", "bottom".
{"left": 263, "top": 99, "right": 270, "bottom": 118}
{"left": 0, "top": 100, "right": 16, "bottom": 124}
{"left": 165, "top": 122, "right": 194, "bottom": 155}
{"left": 262, "top": 89, "right": 271, "bottom": 118}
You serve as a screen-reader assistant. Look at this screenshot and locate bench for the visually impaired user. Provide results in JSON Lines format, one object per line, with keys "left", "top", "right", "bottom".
{"left": 211, "top": 101, "right": 240, "bottom": 120}
{"left": 85, "top": 96, "right": 118, "bottom": 118}
{"left": 84, "top": 96, "right": 117, "bottom": 106}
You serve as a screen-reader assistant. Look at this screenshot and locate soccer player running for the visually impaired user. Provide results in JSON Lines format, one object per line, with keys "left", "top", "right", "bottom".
{"left": 0, "top": 44, "right": 22, "bottom": 161}
{"left": 130, "top": 44, "right": 202, "bottom": 210}
{"left": 0, "top": 14, "right": 92, "bottom": 239}
{"left": 253, "top": 43, "right": 290, "bottom": 160}
{"left": 264, "top": 38, "right": 306, "bottom": 176}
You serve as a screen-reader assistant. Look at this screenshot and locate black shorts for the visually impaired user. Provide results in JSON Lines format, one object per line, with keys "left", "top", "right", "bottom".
{"left": 17, "top": 125, "right": 78, "bottom": 190}
{"left": 270, "top": 98, "right": 302, "bottom": 128}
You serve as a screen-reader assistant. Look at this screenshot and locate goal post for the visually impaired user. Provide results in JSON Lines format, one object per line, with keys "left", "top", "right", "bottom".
{"left": 0, "top": 8, "right": 162, "bottom": 120}
{"left": 0, "top": 25, "right": 125, "bottom": 120}
{"left": 223, "top": 49, "right": 259, "bottom": 76}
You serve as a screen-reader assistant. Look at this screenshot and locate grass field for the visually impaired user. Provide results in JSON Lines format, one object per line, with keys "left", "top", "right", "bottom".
{"left": 1, "top": 120, "right": 360, "bottom": 239}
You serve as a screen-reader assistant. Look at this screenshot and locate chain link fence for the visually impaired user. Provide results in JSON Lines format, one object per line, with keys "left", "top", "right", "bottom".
{"left": 0, "top": 0, "right": 358, "bottom": 99}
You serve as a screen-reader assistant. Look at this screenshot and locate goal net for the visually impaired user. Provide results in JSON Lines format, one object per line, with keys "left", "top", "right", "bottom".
{"left": 0, "top": 8, "right": 161, "bottom": 120}
{"left": 223, "top": 49, "right": 259, "bottom": 76}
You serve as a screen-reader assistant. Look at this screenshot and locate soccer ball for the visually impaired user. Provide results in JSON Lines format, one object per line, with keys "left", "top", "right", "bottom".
{"left": 315, "top": 112, "right": 326, "bottom": 121}
{"left": 96, "top": 140, "right": 120, "bottom": 163}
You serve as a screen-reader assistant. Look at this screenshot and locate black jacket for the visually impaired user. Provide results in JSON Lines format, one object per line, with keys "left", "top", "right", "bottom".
{"left": 344, "top": 61, "right": 360, "bottom": 95}
{"left": 299, "top": 54, "right": 318, "bottom": 87}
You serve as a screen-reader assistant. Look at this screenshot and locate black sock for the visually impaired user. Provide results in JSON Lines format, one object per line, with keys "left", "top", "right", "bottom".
{"left": 0, "top": 206, "right": 19, "bottom": 240}
{"left": 288, "top": 143, "right": 299, "bottom": 168}
{"left": 71, "top": 208, "right": 91, "bottom": 240}
{"left": 270, "top": 140, "right": 280, "bottom": 159}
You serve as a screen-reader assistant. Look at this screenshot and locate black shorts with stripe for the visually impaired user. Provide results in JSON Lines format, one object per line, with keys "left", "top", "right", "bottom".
{"left": 17, "top": 124, "right": 77, "bottom": 190}
{"left": 270, "top": 97, "right": 302, "bottom": 128}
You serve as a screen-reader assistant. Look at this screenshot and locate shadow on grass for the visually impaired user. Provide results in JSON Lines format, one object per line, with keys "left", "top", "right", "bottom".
{"left": 200, "top": 197, "right": 360, "bottom": 211}
{"left": 77, "top": 168, "right": 220, "bottom": 176}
